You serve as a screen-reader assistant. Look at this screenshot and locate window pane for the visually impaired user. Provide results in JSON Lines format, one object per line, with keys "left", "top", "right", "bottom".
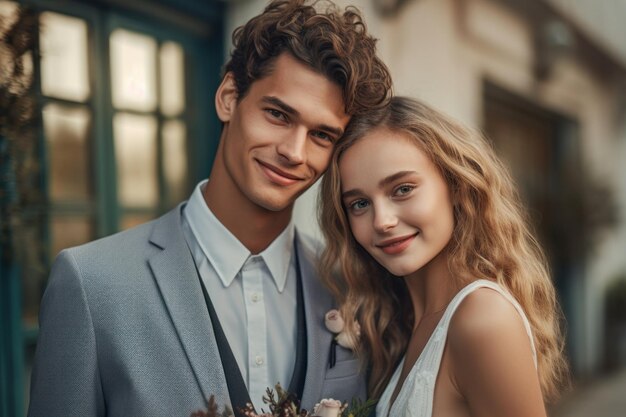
{"left": 163, "top": 119, "right": 187, "bottom": 206}
{"left": 50, "top": 214, "right": 93, "bottom": 258}
{"left": 114, "top": 112, "right": 158, "bottom": 207}
{"left": 110, "top": 29, "right": 157, "bottom": 111}
{"left": 39, "top": 12, "right": 89, "bottom": 102}
{"left": 43, "top": 104, "right": 91, "bottom": 201}
{"left": 160, "top": 42, "right": 185, "bottom": 116}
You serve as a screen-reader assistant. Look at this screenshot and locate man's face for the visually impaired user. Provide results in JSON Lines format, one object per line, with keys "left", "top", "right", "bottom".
{"left": 216, "top": 53, "right": 350, "bottom": 212}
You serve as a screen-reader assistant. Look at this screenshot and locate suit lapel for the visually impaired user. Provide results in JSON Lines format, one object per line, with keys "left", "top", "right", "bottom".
{"left": 147, "top": 207, "right": 230, "bottom": 406}
{"left": 296, "top": 232, "right": 335, "bottom": 409}
{"left": 147, "top": 214, "right": 337, "bottom": 408}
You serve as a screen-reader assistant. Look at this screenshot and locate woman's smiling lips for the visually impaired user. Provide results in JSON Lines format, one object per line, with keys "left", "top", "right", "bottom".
{"left": 376, "top": 233, "right": 418, "bottom": 255}
{"left": 256, "top": 159, "right": 304, "bottom": 186}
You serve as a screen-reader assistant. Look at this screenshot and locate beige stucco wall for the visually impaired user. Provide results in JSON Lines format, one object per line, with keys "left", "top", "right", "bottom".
{"left": 225, "top": 0, "right": 626, "bottom": 375}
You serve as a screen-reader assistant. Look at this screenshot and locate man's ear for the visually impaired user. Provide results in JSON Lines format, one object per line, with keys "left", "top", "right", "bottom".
{"left": 215, "top": 72, "right": 238, "bottom": 123}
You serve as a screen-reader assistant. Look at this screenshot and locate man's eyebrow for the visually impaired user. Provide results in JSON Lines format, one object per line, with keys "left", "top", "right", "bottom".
{"left": 262, "top": 96, "right": 344, "bottom": 137}
{"left": 318, "top": 124, "right": 344, "bottom": 138}
{"left": 262, "top": 96, "right": 298, "bottom": 116}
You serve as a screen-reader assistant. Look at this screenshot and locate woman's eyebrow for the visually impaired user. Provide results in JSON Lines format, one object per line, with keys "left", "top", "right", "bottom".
{"left": 341, "top": 171, "right": 419, "bottom": 200}
{"left": 378, "top": 171, "right": 419, "bottom": 188}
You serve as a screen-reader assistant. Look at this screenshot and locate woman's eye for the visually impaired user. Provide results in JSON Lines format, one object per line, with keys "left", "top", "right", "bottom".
{"left": 348, "top": 199, "right": 369, "bottom": 212}
{"left": 395, "top": 185, "right": 415, "bottom": 196}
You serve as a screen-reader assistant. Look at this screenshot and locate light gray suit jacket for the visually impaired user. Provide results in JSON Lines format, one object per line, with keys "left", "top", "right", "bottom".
{"left": 28, "top": 205, "right": 366, "bottom": 417}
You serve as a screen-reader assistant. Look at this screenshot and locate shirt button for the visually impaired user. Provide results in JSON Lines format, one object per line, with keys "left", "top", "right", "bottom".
{"left": 255, "top": 355, "right": 264, "bottom": 366}
{"left": 251, "top": 292, "right": 260, "bottom": 302}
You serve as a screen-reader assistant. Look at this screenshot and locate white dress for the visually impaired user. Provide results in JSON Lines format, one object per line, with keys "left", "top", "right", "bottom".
{"left": 375, "top": 279, "right": 537, "bottom": 417}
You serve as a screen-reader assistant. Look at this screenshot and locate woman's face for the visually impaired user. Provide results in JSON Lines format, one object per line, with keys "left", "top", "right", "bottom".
{"left": 339, "top": 128, "right": 455, "bottom": 277}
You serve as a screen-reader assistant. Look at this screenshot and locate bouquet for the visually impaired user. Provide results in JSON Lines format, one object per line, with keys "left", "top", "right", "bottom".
{"left": 192, "top": 310, "right": 371, "bottom": 417}
{"left": 190, "top": 384, "right": 376, "bottom": 417}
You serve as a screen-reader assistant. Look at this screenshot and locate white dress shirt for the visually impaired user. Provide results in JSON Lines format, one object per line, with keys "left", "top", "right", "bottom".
{"left": 181, "top": 180, "right": 297, "bottom": 411}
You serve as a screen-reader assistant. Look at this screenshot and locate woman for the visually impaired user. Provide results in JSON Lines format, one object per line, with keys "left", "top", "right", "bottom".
{"left": 319, "top": 97, "right": 568, "bottom": 416}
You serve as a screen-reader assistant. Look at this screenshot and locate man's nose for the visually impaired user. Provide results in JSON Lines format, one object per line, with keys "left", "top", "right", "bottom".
{"left": 277, "top": 127, "right": 307, "bottom": 165}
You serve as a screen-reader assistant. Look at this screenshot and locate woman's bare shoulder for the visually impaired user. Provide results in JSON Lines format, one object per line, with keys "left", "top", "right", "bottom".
{"left": 448, "top": 286, "right": 528, "bottom": 344}
{"left": 445, "top": 287, "right": 545, "bottom": 416}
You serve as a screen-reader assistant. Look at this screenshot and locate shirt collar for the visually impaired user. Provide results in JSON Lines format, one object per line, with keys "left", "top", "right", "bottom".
{"left": 260, "top": 218, "right": 294, "bottom": 293}
{"left": 184, "top": 180, "right": 294, "bottom": 292}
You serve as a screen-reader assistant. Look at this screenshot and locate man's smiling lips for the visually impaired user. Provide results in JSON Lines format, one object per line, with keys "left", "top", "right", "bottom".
{"left": 256, "top": 159, "right": 304, "bottom": 186}
{"left": 376, "top": 233, "right": 419, "bottom": 255}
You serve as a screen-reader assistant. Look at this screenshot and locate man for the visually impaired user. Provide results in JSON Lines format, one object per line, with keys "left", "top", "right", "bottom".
{"left": 28, "top": 1, "right": 392, "bottom": 416}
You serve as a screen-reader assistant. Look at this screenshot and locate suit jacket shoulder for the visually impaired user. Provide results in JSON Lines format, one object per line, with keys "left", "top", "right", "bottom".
{"left": 60, "top": 210, "right": 168, "bottom": 283}
{"left": 29, "top": 205, "right": 228, "bottom": 417}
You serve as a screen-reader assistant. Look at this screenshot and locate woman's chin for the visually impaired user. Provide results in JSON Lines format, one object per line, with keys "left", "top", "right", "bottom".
{"left": 379, "top": 261, "right": 419, "bottom": 278}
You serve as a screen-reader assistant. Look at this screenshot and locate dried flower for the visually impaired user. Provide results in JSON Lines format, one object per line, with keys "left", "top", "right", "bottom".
{"left": 190, "top": 385, "right": 376, "bottom": 417}
{"left": 191, "top": 395, "right": 233, "bottom": 417}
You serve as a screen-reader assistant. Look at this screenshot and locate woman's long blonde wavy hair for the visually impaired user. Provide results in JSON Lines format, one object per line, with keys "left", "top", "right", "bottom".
{"left": 319, "top": 96, "right": 569, "bottom": 400}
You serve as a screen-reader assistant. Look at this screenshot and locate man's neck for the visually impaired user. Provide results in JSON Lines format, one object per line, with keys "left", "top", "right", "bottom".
{"left": 203, "top": 178, "right": 292, "bottom": 255}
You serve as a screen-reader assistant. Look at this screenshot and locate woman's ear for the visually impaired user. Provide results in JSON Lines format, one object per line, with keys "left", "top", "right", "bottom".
{"left": 215, "top": 72, "right": 238, "bottom": 123}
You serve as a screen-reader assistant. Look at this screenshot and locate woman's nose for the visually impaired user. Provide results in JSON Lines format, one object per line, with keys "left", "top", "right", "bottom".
{"left": 373, "top": 204, "right": 398, "bottom": 233}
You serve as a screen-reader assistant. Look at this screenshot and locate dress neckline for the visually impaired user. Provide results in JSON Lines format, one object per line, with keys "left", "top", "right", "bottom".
{"left": 384, "top": 306, "right": 448, "bottom": 417}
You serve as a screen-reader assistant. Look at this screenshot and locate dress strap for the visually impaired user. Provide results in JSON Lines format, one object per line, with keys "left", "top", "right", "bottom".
{"left": 433, "top": 279, "right": 537, "bottom": 371}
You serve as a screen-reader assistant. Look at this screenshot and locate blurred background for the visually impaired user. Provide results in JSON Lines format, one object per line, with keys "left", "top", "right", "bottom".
{"left": 1, "top": 0, "right": 625, "bottom": 416}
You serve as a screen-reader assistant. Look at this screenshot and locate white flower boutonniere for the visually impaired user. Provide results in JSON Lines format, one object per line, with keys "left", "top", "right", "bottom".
{"left": 324, "top": 309, "right": 361, "bottom": 368}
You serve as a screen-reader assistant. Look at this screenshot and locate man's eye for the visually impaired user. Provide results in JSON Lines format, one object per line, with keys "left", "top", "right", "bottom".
{"left": 266, "top": 109, "right": 286, "bottom": 121}
{"left": 312, "top": 131, "right": 332, "bottom": 142}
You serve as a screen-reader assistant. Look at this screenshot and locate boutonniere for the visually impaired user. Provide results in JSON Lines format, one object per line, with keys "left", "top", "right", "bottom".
{"left": 324, "top": 309, "right": 360, "bottom": 368}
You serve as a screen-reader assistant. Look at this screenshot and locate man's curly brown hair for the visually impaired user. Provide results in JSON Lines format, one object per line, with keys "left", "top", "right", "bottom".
{"left": 224, "top": 0, "right": 392, "bottom": 116}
